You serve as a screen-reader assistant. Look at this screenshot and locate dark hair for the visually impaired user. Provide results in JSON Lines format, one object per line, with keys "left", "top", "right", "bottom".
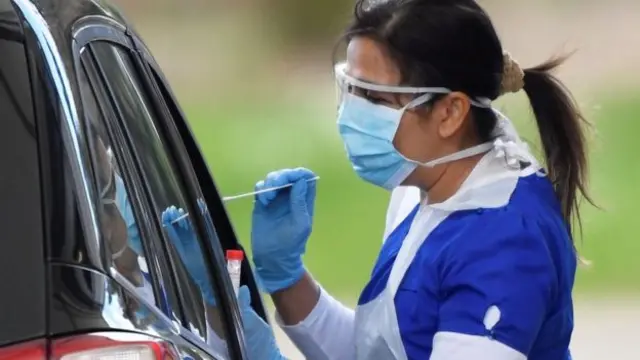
{"left": 341, "top": 0, "right": 593, "bottom": 239}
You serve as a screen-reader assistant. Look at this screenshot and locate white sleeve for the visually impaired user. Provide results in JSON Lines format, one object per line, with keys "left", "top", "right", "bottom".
{"left": 276, "top": 287, "right": 355, "bottom": 360}
{"left": 430, "top": 332, "right": 526, "bottom": 360}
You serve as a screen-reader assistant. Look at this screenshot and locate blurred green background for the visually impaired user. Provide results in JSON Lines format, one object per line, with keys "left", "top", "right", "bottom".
{"left": 115, "top": 0, "right": 640, "bottom": 298}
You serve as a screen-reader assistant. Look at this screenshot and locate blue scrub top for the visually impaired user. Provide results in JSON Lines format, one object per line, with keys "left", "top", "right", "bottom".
{"left": 358, "top": 174, "right": 576, "bottom": 359}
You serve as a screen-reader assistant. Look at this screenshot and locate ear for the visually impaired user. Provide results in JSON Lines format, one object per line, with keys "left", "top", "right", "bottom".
{"left": 436, "top": 92, "right": 471, "bottom": 139}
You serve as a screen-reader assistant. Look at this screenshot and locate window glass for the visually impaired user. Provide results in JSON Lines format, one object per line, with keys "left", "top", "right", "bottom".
{"left": 77, "top": 64, "right": 158, "bottom": 311}
{"left": 89, "top": 41, "right": 230, "bottom": 350}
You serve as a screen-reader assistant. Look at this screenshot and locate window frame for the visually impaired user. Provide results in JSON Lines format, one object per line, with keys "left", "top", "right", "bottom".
{"left": 82, "top": 42, "right": 214, "bottom": 340}
{"left": 133, "top": 37, "right": 268, "bottom": 321}
{"left": 77, "top": 52, "right": 169, "bottom": 310}
{"left": 72, "top": 19, "right": 247, "bottom": 359}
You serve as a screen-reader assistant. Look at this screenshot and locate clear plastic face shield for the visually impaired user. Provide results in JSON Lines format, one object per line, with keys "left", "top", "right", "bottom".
{"left": 333, "top": 61, "right": 527, "bottom": 147}
{"left": 334, "top": 62, "right": 493, "bottom": 110}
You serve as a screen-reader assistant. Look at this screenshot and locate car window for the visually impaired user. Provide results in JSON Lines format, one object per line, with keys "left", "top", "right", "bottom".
{"left": 87, "top": 41, "right": 231, "bottom": 349}
{"left": 77, "top": 64, "right": 158, "bottom": 308}
{"left": 148, "top": 66, "right": 269, "bottom": 321}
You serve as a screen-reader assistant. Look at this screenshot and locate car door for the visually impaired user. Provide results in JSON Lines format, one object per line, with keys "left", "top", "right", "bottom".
{"left": 72, "top": 15, "right": 259, "bottom": 359}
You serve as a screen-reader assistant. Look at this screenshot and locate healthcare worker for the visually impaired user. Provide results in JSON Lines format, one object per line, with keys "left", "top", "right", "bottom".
{"left": 233, "top": 0, "right": 592, "bottom": 359}
{"left": 164, "top": 0, "right": 592, "bottom": 359}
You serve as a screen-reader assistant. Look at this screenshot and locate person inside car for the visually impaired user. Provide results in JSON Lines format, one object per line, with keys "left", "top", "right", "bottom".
{"left": 95, "top": 133, "right": 232, "bottom": 354}
{"left": 94, "top": 134, "right": 145, "bottom": 289}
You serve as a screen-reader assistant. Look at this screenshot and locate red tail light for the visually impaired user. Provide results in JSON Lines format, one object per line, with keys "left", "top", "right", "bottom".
{"left": 0, "top": 339, "right": 46, "bottom": 360}
{"left": 52, "top": 332, "right": 180, "bottom": 360}
{"left": 0, "top": 332, "right": 180, "bottom": 360}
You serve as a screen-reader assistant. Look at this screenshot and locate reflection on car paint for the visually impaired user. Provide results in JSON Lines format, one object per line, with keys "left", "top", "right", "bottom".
{"left": 12, "top": 0, "right": 106, "bottom": 278}
{"left": 51, "top": 264, "right": 222, "bottom": 359}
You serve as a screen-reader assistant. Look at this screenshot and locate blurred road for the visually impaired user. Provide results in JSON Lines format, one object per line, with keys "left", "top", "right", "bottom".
{"left": 271, "top": 297, "right": 640, "bottom": 359}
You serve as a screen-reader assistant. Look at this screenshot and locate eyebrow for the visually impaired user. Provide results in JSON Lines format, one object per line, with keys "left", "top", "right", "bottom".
{"left": 343, "top": 65, "right": 396, "bottom": 87}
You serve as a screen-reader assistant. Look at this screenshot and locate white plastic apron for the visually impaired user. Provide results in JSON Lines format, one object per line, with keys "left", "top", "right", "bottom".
{"left": 354, "top": 201, "right": 449, "bottom": 360}
{"left": 353, "top": 114, "right": 540, "bottom": 360}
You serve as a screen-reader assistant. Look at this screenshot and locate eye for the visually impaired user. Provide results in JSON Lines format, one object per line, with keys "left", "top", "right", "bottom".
{"left": 363, "top": 90, "right": 391, "bottom": 105}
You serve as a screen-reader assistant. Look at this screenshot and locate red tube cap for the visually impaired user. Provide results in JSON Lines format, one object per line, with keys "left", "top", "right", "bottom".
{"left": 226, "top": 249, "right": 244, "bottom": 261}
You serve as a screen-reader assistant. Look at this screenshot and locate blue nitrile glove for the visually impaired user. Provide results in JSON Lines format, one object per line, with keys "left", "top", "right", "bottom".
{"left": 161, "top": 205, "right": 216, "bottom": 305}
{"left": 251, "top": 168, "right": 317, "bottom": 293}
{"left": 238, "top": 286, "right": 286, "bottom": 360}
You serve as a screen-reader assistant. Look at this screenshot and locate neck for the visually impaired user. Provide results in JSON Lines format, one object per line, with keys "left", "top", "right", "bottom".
{"left": 417, "top": 153, "right": 484, "bottom": 204}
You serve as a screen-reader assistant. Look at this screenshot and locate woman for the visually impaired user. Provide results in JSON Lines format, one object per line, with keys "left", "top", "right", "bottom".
{"left": 240, "top": 0, "right": 592, "bottom": 359}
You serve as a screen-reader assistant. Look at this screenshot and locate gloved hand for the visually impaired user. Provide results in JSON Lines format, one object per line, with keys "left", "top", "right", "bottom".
{"left": 161, "top": 205, "right": 216, "bottom": 305}
{"left": 238, "top": 286, "right": 286, "bottom": 360}
{"left": 251, "top": 168, "right": 317, "bottom": 293}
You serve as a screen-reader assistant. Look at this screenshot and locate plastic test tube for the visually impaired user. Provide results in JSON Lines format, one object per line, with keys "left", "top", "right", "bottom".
{"left": 226, "top": 250, "right": 244, "bottom": 297}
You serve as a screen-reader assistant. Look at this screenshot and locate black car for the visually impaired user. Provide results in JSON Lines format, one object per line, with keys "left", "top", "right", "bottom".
{"left": 0, "top": 0, "right": 268, "bottom": 358}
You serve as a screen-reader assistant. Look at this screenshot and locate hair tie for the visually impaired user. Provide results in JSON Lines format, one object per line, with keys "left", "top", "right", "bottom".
{"left": 499, "top": 51, "right": 525, "bottom": 95}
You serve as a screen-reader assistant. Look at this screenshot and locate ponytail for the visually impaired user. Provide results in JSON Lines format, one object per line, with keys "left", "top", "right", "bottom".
{"left": 522, "top": 55, "right": 594, "bottom": 238}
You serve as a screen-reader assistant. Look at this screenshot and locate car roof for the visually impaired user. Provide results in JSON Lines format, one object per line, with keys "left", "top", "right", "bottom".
{"left": 6, "top": 0, "right": 128, "bottom": 27}
{"left": 2, "top": 0, "right": 131, "bottom": 47}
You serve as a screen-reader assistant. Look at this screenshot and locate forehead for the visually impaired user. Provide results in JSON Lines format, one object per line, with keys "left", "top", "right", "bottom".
{"left": 345, "top": 37, "right": 401, "bottom": 86}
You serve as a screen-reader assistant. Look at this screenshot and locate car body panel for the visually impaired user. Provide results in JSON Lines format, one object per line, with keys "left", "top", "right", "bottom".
{"left": 0, "top": 3, "right": 46, "bottom": 345}
{"left": 49, "top": 263, "right": 224, "bottom": 359}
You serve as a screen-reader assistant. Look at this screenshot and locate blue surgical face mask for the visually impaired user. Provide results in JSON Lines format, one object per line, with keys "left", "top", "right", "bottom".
{"left": 337, "top": 94, "right": 420, "bottom": 189}
{"left": 337, "top": 93, "right": 494, "bottom": 190}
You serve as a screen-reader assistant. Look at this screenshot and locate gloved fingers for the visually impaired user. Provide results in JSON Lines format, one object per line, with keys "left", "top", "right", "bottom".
{"left": 176, "top": 208, "right": 190, "bottom": 230}
{"left": 238, "top": 285, "right": 252, "bottom": 308}
{"left": 289, "top": 179, "right": 311, "bottom": 227}
{"left": 256, "top": 168, "right": 316, "bottom": 206}
{"left": 290, "top": 167, "right": 317, "bottom": 182}
{"left": 257, "top": 169, "right": 292, "bottom": 206}
{"left": 238, "top": 290, "right": 270, "bottom": 332}
{"left": 254, "top": 180, "right": 269, "bottom": 206}
{"left": 279, "top": 167, "right": 316, "bottom": 187}
{"left": 161, "top": 206, "right": 192, "bottom": 253}
{"left": 161, "top": 205, "right": 179, "bottom": 225}
{"left": 238, "top": 286, "right": 260, "bottom": 329}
